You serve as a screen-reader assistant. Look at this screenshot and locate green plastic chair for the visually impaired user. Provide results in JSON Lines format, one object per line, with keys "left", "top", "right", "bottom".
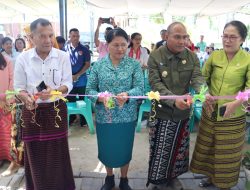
{"left": 67, "top": 96, "right": 95, "bottom": 134}
{"left": 188, "top": 87, "right": 202, "bottom": 132}
{"left": 136, "top": 70, "right": 151, "bottom": 132}
{"left": 189, "top": 101, "right": 202, "bottom": 132}
{"left": 136, "top": 99, "right": 151, "bottom": 132}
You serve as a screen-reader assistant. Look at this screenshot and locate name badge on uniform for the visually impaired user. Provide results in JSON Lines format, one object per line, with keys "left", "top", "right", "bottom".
{"left": 182, "top": 60, "right": 187, "bottom": 64}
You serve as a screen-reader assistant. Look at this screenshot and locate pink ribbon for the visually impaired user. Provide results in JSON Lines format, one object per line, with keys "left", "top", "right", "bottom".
{"left": 235, "top": 90, "right": 250, "bottom": 101}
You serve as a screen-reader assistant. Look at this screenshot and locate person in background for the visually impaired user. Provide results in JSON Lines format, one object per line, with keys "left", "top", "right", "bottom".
{"left": 190, "top": 20, "right": 250, "bottom": 190}
{"left": 0, "top": 34, "right": 4, "bottom": 51}
{"left": 56, "top": 36, "right": 66, "bottom": 50}
{"left": 86, "top": 28, "right": 144, "bottom": 190}
{"left": 185, "top": 35, "right": 195, "bottom": 51}
{"left": 196, "top": 34, "right": 207, "bottom": 52}
{"left": 94, "top": 17, "right": 117, "bottom": 60}
{"left": 244, "top": 47, "right": 249, "bottom": 52}
{"left": 209, "top": 42, "right": 215, "bottom": 48}
{"left": 0, "top": 52, "right": 21, "bottom": 177}
{"left": 155, "top": 29, "right": 167, "bottom": 49}
{"left": 203, "top": 46, "right": 215, "bottom": 63}
{"left": 146, "top": 22, "right": 204, "bottom": 189}
{"left": 64, "top": 28, "right": 90, "bottom": 127}
{"left": 1, "top": 37, "right": 18, "bottom": 65}
{"left": 23, "top": 25, "right": 34, "bottom": 50}
{"left": 151, "top": 43, "right": 155, "bottom": 52}
{"left": 194, "top": 46, "right": 206, "bottom": 67}
{"left": 84, "top": 44, "right": 93, "bottom": 56}
{"left": 126, "top": 32, "right": 149, "bottom": 69}
{"left": 14, "top": 38, "right": 26, "bottom": 53}
{"left": 14, "top": 18, "right": 75, "bottom": 189}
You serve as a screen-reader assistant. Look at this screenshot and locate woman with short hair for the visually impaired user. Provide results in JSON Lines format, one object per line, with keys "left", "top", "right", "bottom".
{"left": 87, "top": 28, "right": 144, "bottom": 190}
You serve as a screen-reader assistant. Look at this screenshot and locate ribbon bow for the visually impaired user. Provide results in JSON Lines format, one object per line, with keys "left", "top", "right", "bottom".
{"left": 236, "top": 89, "right": 250, "bottom": 101}
{"left": 192, "top": 85, "right": 208, "bottom": 103}
{"left": 98, "top": 91, "right": 115, "bottom": 109}
{"left": 147, "top": 91, "right": 160, "bottom": 101}
{"left": 49, "top": 90, "right": 67, "bottom": 102}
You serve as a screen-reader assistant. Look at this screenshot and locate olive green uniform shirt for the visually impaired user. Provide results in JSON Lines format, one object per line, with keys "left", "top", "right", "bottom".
{"left": 203, "top": 49, "right": 250, "bottom": 121}
{"left": 148, "top": 46, "right": 204, "bottom": 121}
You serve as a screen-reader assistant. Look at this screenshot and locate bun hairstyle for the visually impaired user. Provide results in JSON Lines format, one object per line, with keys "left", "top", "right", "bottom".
{"left": 106, "top": 28, "right": 128, "bottom": 44}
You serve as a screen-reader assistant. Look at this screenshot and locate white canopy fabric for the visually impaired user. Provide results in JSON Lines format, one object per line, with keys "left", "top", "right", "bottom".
{"left": 86, "top": 0, "right": 250, "bottom": 16}
{"left": 0, "top": 0, "right": 250, "bottom": 19}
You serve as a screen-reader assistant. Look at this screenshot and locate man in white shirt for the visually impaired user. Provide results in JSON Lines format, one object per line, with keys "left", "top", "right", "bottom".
{"left": 14, "top": 18, "right": 75, "bottom": 189}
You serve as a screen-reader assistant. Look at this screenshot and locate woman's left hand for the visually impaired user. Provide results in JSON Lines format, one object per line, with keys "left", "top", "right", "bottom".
{"left": 223, "top": 99, "right": 243, "bottom": 118}
{"left": 116, "top": 92, "right": 128, "bottom": 107}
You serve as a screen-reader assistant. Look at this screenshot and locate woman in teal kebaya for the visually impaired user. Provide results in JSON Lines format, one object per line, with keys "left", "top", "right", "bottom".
{"left": 86, "top": 28, "right": 144, "bottom": 190}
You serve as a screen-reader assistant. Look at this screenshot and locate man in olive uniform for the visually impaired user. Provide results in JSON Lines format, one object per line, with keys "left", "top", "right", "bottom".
{"left": 146, "top": 22, "right": 204, "bottom": 188}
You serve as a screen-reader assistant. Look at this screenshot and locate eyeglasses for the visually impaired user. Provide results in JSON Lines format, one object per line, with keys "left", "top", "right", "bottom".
{"left": 221, "top": 35, "right": 240, "bottom": 41}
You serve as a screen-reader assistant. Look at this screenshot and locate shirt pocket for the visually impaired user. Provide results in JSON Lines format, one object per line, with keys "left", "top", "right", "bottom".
{"left": 48, "top": 67, "right": 62, "bottom": 87}
{"left": 177, "top": 65, "right": 193, "bottom": 86}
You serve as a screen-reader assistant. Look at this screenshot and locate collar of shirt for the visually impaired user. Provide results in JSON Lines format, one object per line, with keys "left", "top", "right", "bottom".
{"left": 105, "top": 54, "right": 127, "bottom": 70}
{"left": 165, "top": 46, "right": 187, "bottom": 60}
{"left": 30, "top": 48, "right": 58, "bottom": 60}
{"left": 70, "top": 42, "right": 82, "bottom": 50}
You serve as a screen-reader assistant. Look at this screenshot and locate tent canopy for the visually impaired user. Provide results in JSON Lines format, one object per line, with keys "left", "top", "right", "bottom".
{"left": 0, "top": 0, "right": 250, "bottom": 18}
{"left": 86, "top": 0, "right": 250, "bottom": 16}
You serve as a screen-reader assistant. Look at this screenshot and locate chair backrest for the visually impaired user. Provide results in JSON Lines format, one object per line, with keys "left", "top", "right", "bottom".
{"left": 84, "top": 96, "right": 92, "bottom": 110}
{"left": 144, "top": 70, "right": 151, "bottom": 94}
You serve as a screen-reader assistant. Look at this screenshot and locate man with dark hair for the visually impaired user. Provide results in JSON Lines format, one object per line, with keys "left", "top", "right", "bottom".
{"left": 64, "top": 28, "right": 90, "bottom": 127}
{"left": 147, "top": 22, "right": 204, "bottom": 189}
{"left": 94, "top": 17, "right": 117, "bottom": 60}
{"left": 56, "top": 36, "right": 66, "bottom": 50}
{"left": 155, "top": 29, "right": 167, "bottom": 49}
{"left": 14, "top": 18, "right": 75, "bottom": 189}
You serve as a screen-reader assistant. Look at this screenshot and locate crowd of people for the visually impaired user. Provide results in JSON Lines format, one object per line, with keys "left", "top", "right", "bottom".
{"left": 0, "top": 17, "right": 249, "bottom": 190}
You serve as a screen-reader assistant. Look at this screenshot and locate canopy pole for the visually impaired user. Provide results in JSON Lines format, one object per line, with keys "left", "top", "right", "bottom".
{"left": 59, "top": 0, "right": 67, "bottom": 39}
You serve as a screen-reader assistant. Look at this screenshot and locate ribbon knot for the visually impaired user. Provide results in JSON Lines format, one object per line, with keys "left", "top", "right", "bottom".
{"left": 98, "top": 91, "right": 115, "bottom": 109}
{"left": 147, "top": 91, "right": 160, "bottom": 101}
{"left": 192, "top": 86, "right": 208, "bottom": 103}
{"left": 50, "top": 90, "right": 67, "bottom": 102}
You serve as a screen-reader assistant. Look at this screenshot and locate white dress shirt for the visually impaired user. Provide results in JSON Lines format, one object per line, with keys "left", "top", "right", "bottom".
{"left": 14, "top": 47, "right": 73, "bottom": 103}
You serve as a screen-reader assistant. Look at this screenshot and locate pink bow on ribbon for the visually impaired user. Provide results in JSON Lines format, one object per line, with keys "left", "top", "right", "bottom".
{"left": 235, "top": 90, "right": 250, "bottom": 101}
